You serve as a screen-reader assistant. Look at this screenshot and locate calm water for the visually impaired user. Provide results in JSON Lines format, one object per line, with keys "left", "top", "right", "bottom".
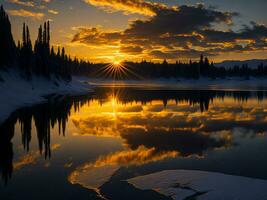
{"left": 1, "top": 86, "right": 267, "bottom": 200}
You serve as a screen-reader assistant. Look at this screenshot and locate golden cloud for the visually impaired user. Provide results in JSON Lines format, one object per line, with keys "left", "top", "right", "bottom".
{"left": 48, "top": 9, "right": 59, "bottom": 15}
{"left": 8, "top": 0, "right": 35, "bottom": 7}
{"left": 7, "top": 9, "right": 45, "bottom": 19}
{"left": 84, "top": 0, "right": 166, "bottom": 16}
{"left": 72, "top": 3, "right": 267, "bottom": 61}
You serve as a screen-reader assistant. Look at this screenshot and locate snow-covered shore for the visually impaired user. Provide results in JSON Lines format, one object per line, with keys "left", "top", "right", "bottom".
{"left": 2, "top": 70, "right": 267, "bottom": 125}
{"left": 128, "top": 170, "right": 267, "bottom": 200}
{"left": 0, "top": 69, "right": 92, "bottom": 124}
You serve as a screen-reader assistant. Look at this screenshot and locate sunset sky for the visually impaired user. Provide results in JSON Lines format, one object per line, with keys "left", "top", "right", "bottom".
{"left": 2, "top": 0, "right": 267, "bottom": 63}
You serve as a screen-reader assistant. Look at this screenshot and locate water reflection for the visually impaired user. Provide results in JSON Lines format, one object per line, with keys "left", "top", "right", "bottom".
{"left": 1, "top": 87, "right": 267, "bottom": 188}
{"left": 0, "top": 94, "right": 92, "bottom": 184}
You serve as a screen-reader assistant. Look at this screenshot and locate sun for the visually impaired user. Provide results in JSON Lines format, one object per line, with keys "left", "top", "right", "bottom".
{"left": 98, "top": 60, "right": 127, "bottom": 79}
{"left": 113, "top": 60, "right": 121, "bottom": 66}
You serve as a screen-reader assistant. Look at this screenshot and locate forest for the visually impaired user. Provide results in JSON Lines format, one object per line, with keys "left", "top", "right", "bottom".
{"left": 1, "top": 5, "right": 267, "bottom": 80}
{"left": 0, "top": 5, "right": 72, "bottom": 81}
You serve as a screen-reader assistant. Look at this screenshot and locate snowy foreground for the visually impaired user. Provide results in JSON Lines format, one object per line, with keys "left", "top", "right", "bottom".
{"left": 0, "top": 69, "right": 92, "bottom": 124}
{"left": 128, "top": 170, "right": 267, "bottom": 200}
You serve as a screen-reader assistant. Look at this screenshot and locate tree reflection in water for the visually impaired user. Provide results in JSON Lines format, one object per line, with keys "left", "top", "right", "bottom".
{"left": 1, "top": 88, "right": 267, "bottom": 184}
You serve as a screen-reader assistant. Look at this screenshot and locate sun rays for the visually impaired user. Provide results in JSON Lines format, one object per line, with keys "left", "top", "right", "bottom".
{"left": 102, "top": 61, "right": 129, "bottom": 79}
{"left": 96, "top": 60, "right": 142, "bottom": 80}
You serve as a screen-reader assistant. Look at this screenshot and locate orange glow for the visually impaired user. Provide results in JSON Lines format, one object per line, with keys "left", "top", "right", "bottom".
{"left": 66, "top": 92, "right": 267, "bottom": 190}
{"left": 113, "top": 60, "right": 121, "bottom": 66}
{"left": 100, "top": 61, "right": 128, "bottom": 79}
{"left": 95, "top": 60, "right": 141, "bottom": 79}
{"left": 68, "top": 146, "right": 178, "bottom": 189}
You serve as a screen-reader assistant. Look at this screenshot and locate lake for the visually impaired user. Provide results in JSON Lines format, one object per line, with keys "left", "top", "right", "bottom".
{"left": 1, "top": 85, "right": 267, "bottom": 200}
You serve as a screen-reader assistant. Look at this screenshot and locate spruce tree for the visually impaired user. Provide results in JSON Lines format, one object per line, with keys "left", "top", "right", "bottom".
{"left": 0, "top": 5, "right": 17, "bottom": 69}
{"left": 34, "top": 25, "right": 43, "bottom": 75}
{"left": 19, "top": 24, "right": 33, "bottom": 78}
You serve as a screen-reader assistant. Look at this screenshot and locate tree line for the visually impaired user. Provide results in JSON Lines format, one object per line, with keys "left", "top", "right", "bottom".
{"left": 0, "top": 5, "right": 73, "bottom": 81}
{"left": 71, "top": 55, "right": 267, "bottom": 80}
{"left": 1, "top": 5, "right": 267, "bottom": 80}
{"left": 125, "top": 56, "right": 267, "bottom": 79}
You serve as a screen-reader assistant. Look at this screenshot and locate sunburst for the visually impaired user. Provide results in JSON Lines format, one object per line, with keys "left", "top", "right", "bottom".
{"left": 97, "top": 60, "right": 141, "bottom": 80}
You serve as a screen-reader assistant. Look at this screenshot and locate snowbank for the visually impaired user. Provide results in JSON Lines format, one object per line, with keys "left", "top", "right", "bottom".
{"left": 128, "top": 170, "right": 267, "bottom": 200}
{"left": 0, "top": 69, "right": 92, "bottom": 124}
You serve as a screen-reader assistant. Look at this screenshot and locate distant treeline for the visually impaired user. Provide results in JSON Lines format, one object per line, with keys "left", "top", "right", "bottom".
{"left": 70, "top": 51, "right": 267, "bottom": 80}
{"left": 1, "top": 5, "right": 267, "bottom": 80}
{"left": 72, "top": 57, "right": 267, "bottom": 80}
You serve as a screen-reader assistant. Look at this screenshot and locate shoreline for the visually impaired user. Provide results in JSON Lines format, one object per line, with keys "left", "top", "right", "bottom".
{"left": 0, "top": 70, "right": 93, "bottom": 125}
{"left": 2, "top": 73, "right": 267, "bottom": 125}
{"left": 86, "top": 77, "right": 267, "bottom": 91}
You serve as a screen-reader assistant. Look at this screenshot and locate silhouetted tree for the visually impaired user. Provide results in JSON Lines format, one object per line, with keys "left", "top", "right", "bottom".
{"left": 19, "top": 23, "right": 33, "bottom": 78}
{"left": 2, "top": 5, "right": 267, "bottom": 81}
{"left": 0, "top": 5, "right": 17, "bottom": 69}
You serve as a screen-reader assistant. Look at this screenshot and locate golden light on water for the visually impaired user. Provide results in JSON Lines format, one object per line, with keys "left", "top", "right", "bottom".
{"left": 110, "top": 96, "right": 118, "bottom": 118}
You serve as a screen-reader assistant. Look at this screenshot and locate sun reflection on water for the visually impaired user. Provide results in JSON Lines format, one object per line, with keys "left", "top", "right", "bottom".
{"left": 3, "top": 88, "right": 267, "bottom": 192}
{"left": 67, "top": 95, "right": 267, "bottom": 190}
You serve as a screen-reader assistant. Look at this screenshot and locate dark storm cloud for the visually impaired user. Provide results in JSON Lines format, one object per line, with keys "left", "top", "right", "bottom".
{"left": 124, "top": 4, "right": 236, "bottom": 38}
{"left": 72, "top": 2, "right": 267, "bottom": 60}
{"left": 202, "top": 23, "right": 267, "bottom": 43}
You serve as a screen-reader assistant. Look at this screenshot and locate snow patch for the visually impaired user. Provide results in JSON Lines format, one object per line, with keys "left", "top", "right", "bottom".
{"left": 128, "top": 170, "right": 267, "bottom": 200}
{"left": 0, "top": 69, "right": 92, "bottom": 124}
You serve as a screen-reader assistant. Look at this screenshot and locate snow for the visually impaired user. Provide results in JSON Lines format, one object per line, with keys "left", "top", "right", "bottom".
{"left": 0, "top": 69, "right": 92, "bottom": 124}
{"left": 1, "top": 69, "right": 267, "bottom": 125}
{"left": 128, "top": 170, "right": 267, "bottom": 200}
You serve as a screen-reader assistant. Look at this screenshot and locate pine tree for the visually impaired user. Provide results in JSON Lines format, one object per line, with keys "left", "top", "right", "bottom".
{"left": 47, "top": 21, "right": 50, "bottom": 47}
{"left": 0, "top": 5, "right": 17, "bottom": 69}
{"left": 22, "top": 23, "right": 26, "bottom": 47}
{"left": 17, "top": 41, "right": 21, "bottom": 51}
{"left": 57, "top": 47, "right": 60, "bottom": 57}
{"left": 0, "top": 7, "right": 75, "bottom": 80}
{"left": 19, "top": 24, "right": 33, "bottom": 78}
{"left": 34, "top": 25, "right": 43, "bottom": 75}
{"left": 26, "top": 26, "right": 32, "bottom": 49}
{"left": 51, "top": 46, "right": 55, "bottom": 57}
{"left": 61, "top": 47, "right": 65, "bottom": 59}
{"left": 43, "top": 22, "right": 47, "bottom": 45}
